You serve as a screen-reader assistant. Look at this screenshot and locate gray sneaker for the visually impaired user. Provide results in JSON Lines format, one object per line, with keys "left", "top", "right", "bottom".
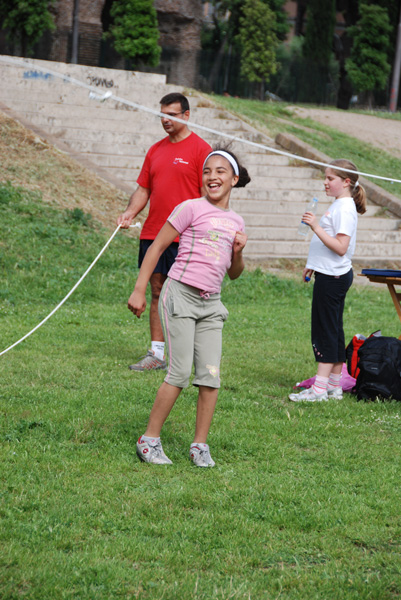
{"left": 129, "top": 350, "right": 167, "bottom": 371}
{"left": 189, "top": 444, "right": 215, "bottom": 467}
{"left": 136, "top": 436, "right": 172, "bottom": 465}
{"left": 327, "top": 387, "right": 343, "bottom": 399}
{"left": 288, "top": 388, "right": 328, "bottom": 402}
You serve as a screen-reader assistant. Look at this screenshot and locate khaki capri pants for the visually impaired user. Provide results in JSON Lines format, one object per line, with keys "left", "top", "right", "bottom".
{"left": 159, "top": 278, "right": 229, "bottom": 388}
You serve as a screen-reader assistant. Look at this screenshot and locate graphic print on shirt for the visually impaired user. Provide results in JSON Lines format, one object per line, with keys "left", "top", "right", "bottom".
{"left": 200, "top": 216, "right": 237, "bottom": 262}
{"left": 173, "top": 157, "right": 189, "bottom": 165}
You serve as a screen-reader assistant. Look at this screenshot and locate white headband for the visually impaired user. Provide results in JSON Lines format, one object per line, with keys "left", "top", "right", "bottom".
{"left": 204, "top": 150, "right": 239, "bottom": 176}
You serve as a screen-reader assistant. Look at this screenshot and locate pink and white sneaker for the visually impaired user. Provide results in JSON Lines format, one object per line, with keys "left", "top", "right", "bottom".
{"left": 288, "top": 388, "right": 328, "bottom": 402}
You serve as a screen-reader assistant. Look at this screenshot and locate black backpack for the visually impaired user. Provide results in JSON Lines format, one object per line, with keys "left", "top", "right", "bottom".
{"left": 356, "top": 336, "right": 401, "bottom": 401}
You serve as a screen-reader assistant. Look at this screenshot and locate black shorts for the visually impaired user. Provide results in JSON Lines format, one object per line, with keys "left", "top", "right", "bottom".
{"left": 138, "top": 239, "right": 179, "bottom": 275}
{"left": 311, "top": 269, "right": 353, "bottom": 363}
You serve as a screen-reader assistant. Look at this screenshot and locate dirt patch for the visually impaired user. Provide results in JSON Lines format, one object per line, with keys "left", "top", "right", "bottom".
{"left": 288, "top": 107, "right": 401, "bottom": 160}
{"left": 0, "top": 110, "right": 137, "bottom": 233}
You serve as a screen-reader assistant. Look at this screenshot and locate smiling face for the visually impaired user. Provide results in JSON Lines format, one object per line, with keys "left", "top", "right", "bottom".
{"left": 324, "top": 168, "right": 351, "bottom": 199}
{"left": 202, "top": 154, "right": 239, "bottom": 208}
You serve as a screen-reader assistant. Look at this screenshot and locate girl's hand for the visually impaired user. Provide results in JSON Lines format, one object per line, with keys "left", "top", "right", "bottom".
{"left": 233, "top": 231, "right": 247, "bottom": 254}
{"left": 303, "top": 267, "right": 314, "bottom": 282}
{"left": 128, "top": 290, "right": 147, "bottom": 318}
{"left": 301, "top": 211, "right": 318, "bottom": 231}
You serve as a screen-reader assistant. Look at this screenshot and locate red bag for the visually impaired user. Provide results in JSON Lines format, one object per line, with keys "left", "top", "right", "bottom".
{"left": 346, "top": 331, "right": 381, "bottom": 378}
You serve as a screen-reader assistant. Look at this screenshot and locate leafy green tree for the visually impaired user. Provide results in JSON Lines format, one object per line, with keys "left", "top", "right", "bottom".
{"left": 346, "top": 3, "right": 391, "bottom": 107}
{"left": 303, "top": 0, "right": 335, "bottom": 66}
{"left": 219, "top": 0, "right": 288, "bottom": 43}
{"left": 267, "top": 0, "right": 289, "bottom": 42}
{"left": 237, "top": 0, "right": 279, "bottom": 99}
{"left": 108, "top": 0, "right": 160, "bottom": 67}
{"left": 201, "top": 0, "right": 287, "bottom": 93}
{"left": 0, "top": 0, "right": 55, "bottom": 56}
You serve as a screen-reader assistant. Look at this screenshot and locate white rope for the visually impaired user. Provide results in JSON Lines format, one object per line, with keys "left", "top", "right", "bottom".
{"left": 0, "top": 55, "right": 400, "bottom": 185}
{"left": 0, "top": 225, "right": 122, "bottom": 357}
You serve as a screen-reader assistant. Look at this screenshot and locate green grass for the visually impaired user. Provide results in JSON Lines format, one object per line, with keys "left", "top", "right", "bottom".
{"left": 207, "top": 95, "right": 401, "bottom": 199}
{"left": 1, "top": 182, "right": 401, "bottom": 599}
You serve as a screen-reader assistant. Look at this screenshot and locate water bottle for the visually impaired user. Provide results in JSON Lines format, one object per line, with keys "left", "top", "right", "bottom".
{"left": 298, "top": 197, "right": 318, "bottom": 236}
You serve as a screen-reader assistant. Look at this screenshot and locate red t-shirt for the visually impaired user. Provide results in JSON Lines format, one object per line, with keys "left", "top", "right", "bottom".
{"left": 137, "top": 132, "right": 212, "bottom": 240}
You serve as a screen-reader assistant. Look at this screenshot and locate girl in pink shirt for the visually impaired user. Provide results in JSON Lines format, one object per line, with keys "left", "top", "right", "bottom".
{"left": 128, "top": 149, "right": 250, "bottom": 467}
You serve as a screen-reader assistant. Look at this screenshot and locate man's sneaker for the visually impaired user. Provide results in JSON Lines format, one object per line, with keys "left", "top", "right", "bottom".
{"left": 136, "top": 436, "right": 172, "bottom": 465}
{"left": 288, "top": 388, "right": 328, "bottom": 402}
{"left": 327, "top": 386, "right": 343, "bottom": 399}
{"left": 129, "top": 350, "right": 167, "bottom": 371}
{"left": 189, "top": 444, "right": 215, "bottom": 467}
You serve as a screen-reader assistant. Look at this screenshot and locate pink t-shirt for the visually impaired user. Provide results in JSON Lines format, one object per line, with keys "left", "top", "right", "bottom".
{"left": 167, "top": 197, "right": 245, "bottom": 294}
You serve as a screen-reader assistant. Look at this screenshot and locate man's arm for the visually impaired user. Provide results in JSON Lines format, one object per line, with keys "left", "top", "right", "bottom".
{"left": 117, "top": 185, "right": 150, "bottom": 228}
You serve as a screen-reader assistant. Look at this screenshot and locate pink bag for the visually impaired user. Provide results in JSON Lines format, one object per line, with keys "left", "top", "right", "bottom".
{"left": 293, "top": 363, "right": 356, "bottom": 392}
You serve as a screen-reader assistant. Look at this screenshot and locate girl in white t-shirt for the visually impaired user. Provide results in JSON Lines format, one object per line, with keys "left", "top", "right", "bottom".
{"left": 128, "top": 149, "right": 250, "bottom": 466}
{"left": 289, "top": 159, "right": 367, "bottom": 402}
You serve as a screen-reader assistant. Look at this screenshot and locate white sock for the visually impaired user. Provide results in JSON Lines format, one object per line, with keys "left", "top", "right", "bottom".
{"left": 151, "top": 341, "right": 165, "bottom": 360}
{"left": 191, "top": 442, "right": 208, "bottom": 449}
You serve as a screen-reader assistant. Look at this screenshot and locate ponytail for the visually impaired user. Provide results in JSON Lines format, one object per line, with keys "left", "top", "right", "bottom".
{"left": 329, "top": 159, "right": 367, "bottom": 215}
{"left": 352, "top": 183, "right": 367, "bottom": 215}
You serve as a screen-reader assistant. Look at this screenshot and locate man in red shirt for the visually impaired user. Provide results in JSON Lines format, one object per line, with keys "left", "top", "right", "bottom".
{"left": 117, "top": 92, "right": 212, "bottom": 371}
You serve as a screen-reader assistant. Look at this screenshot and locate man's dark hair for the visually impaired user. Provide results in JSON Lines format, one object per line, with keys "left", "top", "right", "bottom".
{"left": 160, "top": 92, "right": 190, "bottom": 112}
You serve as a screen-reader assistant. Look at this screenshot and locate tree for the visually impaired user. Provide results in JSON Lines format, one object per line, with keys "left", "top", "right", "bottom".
{"left": 267, "top": 0, "right": 289, "bottom": 42}
{"left": 303, "top": 0, "right": 335, "bottom": 66}
{"left": 107, "top": 0, "right": 160, "bottom": 68}
{"left": 0, "top": 0, "right": 55, "bottom": 56}
{"left": 237, "top": 0, "right": 279, "bottom": 99}
{"left": 346, "top": 4, "right": 392, "bottom": 108}
{"left": 219, "top": 0, "right": 288, "bottom": 43}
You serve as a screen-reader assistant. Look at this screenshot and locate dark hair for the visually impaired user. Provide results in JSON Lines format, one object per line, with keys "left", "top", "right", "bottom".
{"left": 329, "top": 159, "right": 367, "bottom": 215}
{"left": 207, "top": 146, "right": 251, "bottom": 188}
{"left": 160, "top": 93, "right": 190, "bottom": 113}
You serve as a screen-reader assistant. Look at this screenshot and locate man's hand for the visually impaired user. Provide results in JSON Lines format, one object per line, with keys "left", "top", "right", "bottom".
{"left": 117, "top": 211, "right": 134, "bottom": 229}
{"left": 117, "top": 186, "right": 150, "bottom": 229}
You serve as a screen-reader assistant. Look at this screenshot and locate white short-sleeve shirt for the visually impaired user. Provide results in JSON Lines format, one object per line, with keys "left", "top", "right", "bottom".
{"left": 306, "top": 197, "right": 358, "bottom": 276}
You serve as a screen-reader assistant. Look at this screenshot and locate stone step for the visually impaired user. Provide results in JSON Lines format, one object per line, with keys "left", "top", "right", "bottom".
{"left": 37, "top": 134, "right": 292, "bottom": 166}
{"left": 12, "top": 110, "right": 162, "bottom": 133}
{"left": 245, "top": 239, "right": 401, "bottom": 260}
{"left": 248, "top": 176, "right": 325, "bottom": 190}
{"left": 231, "top": 197, "right": 327, "bottom": 213}
{"left": 235, "top": 152, "right": 291, "bottom": 165}
{"left": 8, "top": 99, "right": 255, "bottom": 134}
{"left": 243, "top": 212, "right": 401, "bottom": 230}
{"left": 245, "top": 225, "right": 401, "bottom": 243}
{"left": 230, "top": 197, "right": 380, "bottom": 215}
{"left": 0, "top": 88, "right": 228, "bottom": 122}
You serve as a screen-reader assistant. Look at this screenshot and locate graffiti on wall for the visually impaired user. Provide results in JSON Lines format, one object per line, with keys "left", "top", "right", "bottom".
{"left": 87, "top": 75, "right": 114, "bottom": 88}
{"left": 23, "top": 70, "right": 53, "bottom": 80}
